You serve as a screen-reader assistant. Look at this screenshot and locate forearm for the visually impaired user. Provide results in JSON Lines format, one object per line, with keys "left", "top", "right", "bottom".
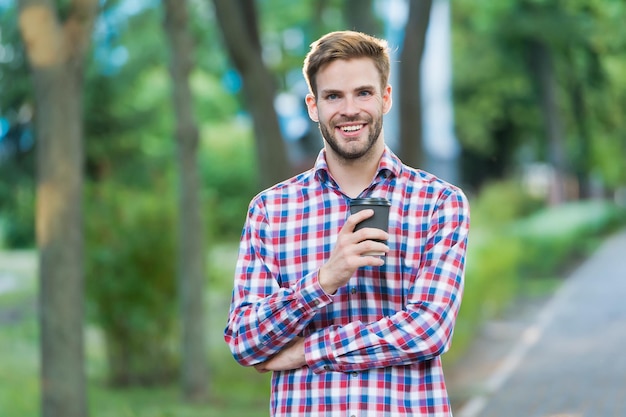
{"left": 306, "top": 190, "right": 469, "bottom": 373}
{"left": 304, "top": 298, "right": 459, "bottom": 373}
{"left": 225, "top": 270, "right": 333, "bottom": 366}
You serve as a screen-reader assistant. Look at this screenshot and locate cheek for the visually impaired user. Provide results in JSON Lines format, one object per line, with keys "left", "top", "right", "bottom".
{"left": 316, "top": 108, "right": 333, "bottom": 124}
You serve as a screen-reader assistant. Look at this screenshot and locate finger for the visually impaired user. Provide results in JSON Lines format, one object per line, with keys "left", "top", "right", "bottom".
{"left": 353, "top": 227, "right": 389, "bottom": 243}
{"left": 362, "top": 254, "right": 386, "bottom": 265}
{"left": 254, "top": 363, "right": 269, "bottom": 373}
{"left": 356, "top": 240, "right": 389, "bottom": 257}
{"left": 343, "top": 209, "right": 375, "bottom": 232}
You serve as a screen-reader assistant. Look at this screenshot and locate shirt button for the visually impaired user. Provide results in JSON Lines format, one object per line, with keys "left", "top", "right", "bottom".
{"left": 324, "top": 365, "right": 331, "bottom": 371}
{"left": 350, "top": 287, "right": 357, "bottom": 294}
{"left": 351, "top": 371, "right": 358, "bottom": 377}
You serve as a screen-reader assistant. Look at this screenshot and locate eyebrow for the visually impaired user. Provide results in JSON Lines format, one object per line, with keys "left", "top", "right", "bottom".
{"left": 320, "top": 84, "right": 377, "bottom": 96}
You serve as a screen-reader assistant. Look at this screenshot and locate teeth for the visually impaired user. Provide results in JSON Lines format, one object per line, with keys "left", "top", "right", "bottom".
{"left": 341, "top": 125, "right": 363, "bottom": 132}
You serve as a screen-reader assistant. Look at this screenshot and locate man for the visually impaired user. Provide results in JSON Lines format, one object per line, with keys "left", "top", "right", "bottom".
{"left": 224, "top": 30, "right": 470, "bottom": 416}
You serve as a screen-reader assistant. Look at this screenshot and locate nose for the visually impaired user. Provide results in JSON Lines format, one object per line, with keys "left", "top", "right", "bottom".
{"left": 340, "top": 95, "right": 360, "bottom": 117}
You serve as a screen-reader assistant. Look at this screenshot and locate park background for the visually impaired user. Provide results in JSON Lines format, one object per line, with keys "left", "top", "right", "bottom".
{"left": 1, "top": 0, "right": 625, "bottom": 416}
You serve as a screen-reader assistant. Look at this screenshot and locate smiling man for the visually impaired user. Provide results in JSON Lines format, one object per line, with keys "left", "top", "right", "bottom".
{"left": 224, "top": 31, "right": 470, "bottom": 417}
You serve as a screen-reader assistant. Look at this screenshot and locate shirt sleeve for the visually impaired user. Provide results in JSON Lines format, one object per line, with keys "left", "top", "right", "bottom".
{"left": 224, "top": 198, "right": 334, "bottom": 367}
{"left": 304, "top": 187, "right": 470, "bottom": 374}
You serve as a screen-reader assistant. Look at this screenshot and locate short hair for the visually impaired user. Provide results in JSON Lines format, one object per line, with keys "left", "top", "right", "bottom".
{"left": 303, "top": 30, "right": 391, "bottom": 97}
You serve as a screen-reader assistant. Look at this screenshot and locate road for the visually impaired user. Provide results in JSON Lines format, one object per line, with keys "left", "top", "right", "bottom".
{"left": 450, "top": 228, "right": 626, "bottom": 417}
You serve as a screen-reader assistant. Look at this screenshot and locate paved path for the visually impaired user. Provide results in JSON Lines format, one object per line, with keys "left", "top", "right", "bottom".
{"left": 455, "top": 228, "right": 626, "bottom": 417}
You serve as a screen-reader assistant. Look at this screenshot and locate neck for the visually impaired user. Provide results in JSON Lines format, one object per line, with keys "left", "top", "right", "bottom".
{"left": 325, "top": 142, "right": 385, "bottom": 199}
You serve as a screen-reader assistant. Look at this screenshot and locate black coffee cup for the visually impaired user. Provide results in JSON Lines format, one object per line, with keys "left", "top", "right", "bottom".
{"left": 349, "top": 197, "right": 391, "bottom": 256}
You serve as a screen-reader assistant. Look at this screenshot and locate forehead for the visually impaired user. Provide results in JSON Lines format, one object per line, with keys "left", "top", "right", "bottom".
{"left": 316, "top": 58, "right": 382, "bottom": 93}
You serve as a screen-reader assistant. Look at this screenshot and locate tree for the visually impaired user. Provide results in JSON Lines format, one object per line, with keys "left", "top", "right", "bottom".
{"left": 398, "top": 0, "right": 432, "bottom": 168}
{"left": 526, "top": 38, "right": 567, "bottom": 204}
{"left": 452, "top": 0, "right": 626, "bottom": 196}
{"left": 17, "top": 1, "right": 98, "bottom": 416}
{"left": 343, "top": 0, "right": 382, "bottom": 36}
{"left": 211, "top": 0, "right": 291, "bottom": 189}
{"left": 80, "top": 4, "right": 182, "bottom": 388}
{"left": 162, "top": 0, "right": 209, "bottom": 402}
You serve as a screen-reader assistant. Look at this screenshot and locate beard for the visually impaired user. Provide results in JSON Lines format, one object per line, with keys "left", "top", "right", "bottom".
{"left": 319, "top": 114, "right": 383, "bottom": 161}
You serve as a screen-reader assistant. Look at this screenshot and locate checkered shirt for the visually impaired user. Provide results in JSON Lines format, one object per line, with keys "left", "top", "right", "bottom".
{"left": 225, "top": 146, "right": 470, "bottom": 417}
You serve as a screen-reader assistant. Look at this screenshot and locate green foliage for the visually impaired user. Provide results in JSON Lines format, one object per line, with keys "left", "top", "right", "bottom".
{"left": 0, "top": 250, "right": 38, "bottom": 416}
{"left": 0, "top": 5, "right": 35, "bottom": 249}
{"left": 85, "top": 64, "right": 175, "bottom": 186}
{"left": 453, "top": 0, "right": 541, "bottom": 156}
{"left": 206, "top": 242, "right": 240, "bottom": 293}
{"left": 449, "top": 228, "right": 524, "bottom": 364}
{"left": 452, "top": 0, "right": 626, "bottom": 190}
{"left": 512, "top": 200, "right": 626, "bottom": 278}
{"left": 0, "top": 248, "right": 271, "bottom": 417}
{"left": 2, "top": 0, "right": 626, "bottom": 412}
{"left": 0, "top": 316, "right": 39, "bottom": 417}
{"left": 81, "top": 16, "right": 181, "bottom": 391}
{"left": 199, "top": 120, "right": 259, "bottom": 240}
{"left": 85, "top": 181, "right": 179, "bottom": 387}
{"left": 0, "top": 5, "right": 31, "bottom": 110}
{"left": 190, "top": 71, "right": 240, "bottom": 123}
{"left": 0, "top": 176, "right": 35, "bottom": 249}
{"left": 468, "top": 179, "right": 545, "bottom": 226}
{"left": 447, "top": 181, "right": 626, "bottom": 364}
{"left": 85, "top": 6, "right": 175, "bottom": 185}
{"left": 447, "top": 181, "right": 531, "bottom": 362}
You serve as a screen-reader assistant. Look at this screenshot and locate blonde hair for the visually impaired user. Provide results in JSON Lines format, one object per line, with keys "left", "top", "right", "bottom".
{"left": 303, "top": 30, "right": 391, "bottom": 97}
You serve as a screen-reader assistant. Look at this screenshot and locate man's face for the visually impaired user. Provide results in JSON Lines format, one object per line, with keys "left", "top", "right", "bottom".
{"left": 306, "top": 58, "right": 392, "bottom": 162}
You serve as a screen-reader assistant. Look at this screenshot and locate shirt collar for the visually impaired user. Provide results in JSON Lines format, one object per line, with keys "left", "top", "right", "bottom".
{"left": 314, "top": 145, "right": 402, "bottom": 185}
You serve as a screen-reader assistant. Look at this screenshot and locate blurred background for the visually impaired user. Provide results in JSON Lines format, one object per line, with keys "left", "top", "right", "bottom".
{"left": 1, "top": 0, "right": 625, "bottom": 416}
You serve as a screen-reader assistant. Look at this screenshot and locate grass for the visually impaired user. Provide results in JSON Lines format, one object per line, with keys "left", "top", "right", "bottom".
{"left": 0, "top": 317, "right": 39, "bottom": 416}
{"left": 0, "top": 245, "right": 272, "bottom": 417}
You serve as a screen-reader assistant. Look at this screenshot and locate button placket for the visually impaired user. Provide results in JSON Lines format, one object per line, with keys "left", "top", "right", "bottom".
{"left": 347, "top": 368, "right": 360, "bottom": 417}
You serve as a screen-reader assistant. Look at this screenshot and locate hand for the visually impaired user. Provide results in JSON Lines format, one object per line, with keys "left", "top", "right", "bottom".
{"left": 319, "top": 209, "right": 389, "bottom": 294}
{"left": 254, "top": 337, "right": 306, "bottom": 373}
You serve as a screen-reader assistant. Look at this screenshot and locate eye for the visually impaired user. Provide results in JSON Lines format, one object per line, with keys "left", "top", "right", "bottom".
{"left": 326, "top": 93, "right": 339, "bottom": 100}
{"left": 358, "top": 89, "right": 373, "bottom": 97}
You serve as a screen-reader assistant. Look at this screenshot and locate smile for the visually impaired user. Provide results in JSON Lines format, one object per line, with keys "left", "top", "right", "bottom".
{"left": 340, "top": 124, "right": 364, "bottom": 133}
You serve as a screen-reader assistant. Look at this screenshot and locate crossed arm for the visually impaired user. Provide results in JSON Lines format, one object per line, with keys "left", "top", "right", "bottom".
{"left": 225, "top": 191, "right": 469, "bottom": 374}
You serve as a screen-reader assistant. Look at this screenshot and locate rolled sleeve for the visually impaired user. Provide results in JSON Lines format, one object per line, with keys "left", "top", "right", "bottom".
{"left": 296, "top": 270, "right": 334, "bottom": 314}
{"left": 304, "top": 330, "right": 336, "bottom": 374}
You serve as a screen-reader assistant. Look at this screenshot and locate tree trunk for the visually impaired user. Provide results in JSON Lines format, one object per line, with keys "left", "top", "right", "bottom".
{"left": 17, "top": 1, "right": 98, "bottom": 416}
{"left": 162, "top": 0, "right": 209, "bottom": 402}
{"left": 311, "top": 0, "right": 329, "bottom": 37}
{"left": 343, "top": 0, "right": 382, "bottom": 36}
{"left": 569, "top": 78, "right": 591, "bottom": 199}
{"left": 212, "top": 0, "right": 291, "bottom": 189}
{"left": 528, "top": 40, "right": 567, "bottom": 204}
{"left": 564, "top": 48, "right": 593, "bottom": 199}
{"left": 398, "top": 0, "right": 432, "bottom": 168}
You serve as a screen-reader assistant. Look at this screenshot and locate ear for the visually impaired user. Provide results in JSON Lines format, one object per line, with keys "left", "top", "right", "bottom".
{"left": 382, "top": 84, "right": 392, "bottom": 114}
{"left": 305, "top": 94, "right": 319, "bottom": 122}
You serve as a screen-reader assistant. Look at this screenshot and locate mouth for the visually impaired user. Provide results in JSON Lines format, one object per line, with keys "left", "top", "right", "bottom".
{"left": 337, "top": 124, "right": 365, "bottom": 135}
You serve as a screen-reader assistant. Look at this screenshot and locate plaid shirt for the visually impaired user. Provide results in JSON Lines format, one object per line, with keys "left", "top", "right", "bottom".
{"left": 225, "top": 146, "right": 470, "bottom": 417}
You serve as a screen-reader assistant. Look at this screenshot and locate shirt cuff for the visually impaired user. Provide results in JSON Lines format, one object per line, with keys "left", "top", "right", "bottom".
{"left": 304, "top": 329, "right": 336, "bottom": 374}
{"left": 295, "top": 270, "right": 333, "bottom": 314}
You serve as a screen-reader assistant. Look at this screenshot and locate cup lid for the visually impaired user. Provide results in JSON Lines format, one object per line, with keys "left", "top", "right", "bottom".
{"left": 349, "top": 197, "right": 391, "bottom": 206}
